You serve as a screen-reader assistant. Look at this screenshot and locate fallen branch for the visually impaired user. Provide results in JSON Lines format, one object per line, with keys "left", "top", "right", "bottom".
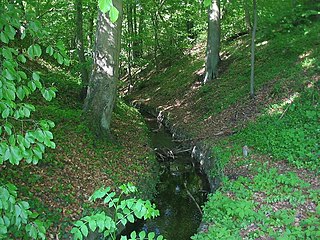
{"left": 184, "top": 182, "right": 203, "bottom": 215}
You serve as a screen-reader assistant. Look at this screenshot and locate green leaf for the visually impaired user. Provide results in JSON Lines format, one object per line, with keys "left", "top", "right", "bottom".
{"left": 32, "top": 72, "right": 40, "bottom": 81}
{"left": 18, "top": 71, "right": 27, "bottom": 79}
{"left": 2, "top": 108, "right": 10, "bottom": 118}
{"left": 5, "top": 25, "right": 16, "bottom": 40}
{"left": 204, "top": 0, "right": 211, "bottom": 7}
{"left": 0, "top": 225, "right": 7, "bottom": 235}
{"left": 6, "top": 88, "right": 16, "bottom": 100}
{"left": 33, "top": 148, "right": 43, "bottom": 160}
{"left": 130, "top": 231, "right": 137, "bottom": 239}
{"left": 148, "top": 232, "right": 155, "bottom": 240}
{"left": 17, "top": 54, "right": 27, "bottom": 63}
{"left": 34, "top": 44, "right": 42, "bottom": 57}
{"left": 127, "top": 214, "right": 134, "bottom": 223}
{"left": 17, "top": 87, "right": 25, "bottom": 100}
{"left": 4, "top": 69, "right": 15, "bottom": 80}
{"left": 11, "top": 146, "right": 23, "bottom": 163}
{"left": 15, "top": 204, "right": 22, "bottom": 217}
{"left": 0, "top": 32, "right": 9, "bottom": 43}
{"left": 139, "top": 231, "right": 146, "bottom": 239}
{"left": 27, "top": 45, "right": 35, "bottom": 58}
{"left": 2, "top": 48, "right": 13, "bottom": 59}
{"left": 4, "top": 123, "right": 12, "bottom": 135}
{"left": 71, "top": 227, "right": 83, "bottom": 240}
{"left": 42, "top": 89, "right": 51, "bottom": 101}
{"left": 34, "top": 80, "right": 43, "bottom": 89}
{"left": 80, "top": 224, "right": 88, "bottom": 237}
{"left": 88, "top": 219, "right": 97, "bottom": 232}
{"left": 46, "top": 46, "right": 54, "bottom": 56}
{"left": 54, "top": 52, "right": 63, "bottom": 64}
{"left": 99, "top": 0, "right": 112, "bottom": 13}
{"left": 109, "top": 6, "right": 119, "bottom": 23}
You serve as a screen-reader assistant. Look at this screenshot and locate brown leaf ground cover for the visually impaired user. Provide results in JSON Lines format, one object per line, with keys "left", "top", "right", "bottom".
{"left": 0, "top": 66, "right": 158, "bottom": 239}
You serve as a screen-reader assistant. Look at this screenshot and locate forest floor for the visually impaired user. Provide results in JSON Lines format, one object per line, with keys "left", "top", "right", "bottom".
{"left": 0, "top": 63, "right": 159, "bottom": 239}
{"left": 128, "top": 19, "right": 319, "bottom": 239}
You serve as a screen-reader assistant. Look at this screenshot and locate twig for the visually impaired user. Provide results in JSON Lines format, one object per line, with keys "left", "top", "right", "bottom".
{"left": 184, "top": 182, "right": 203, "bottom": 215}
{"left": 279, "top": 102, "right": 292, "bottom": 119}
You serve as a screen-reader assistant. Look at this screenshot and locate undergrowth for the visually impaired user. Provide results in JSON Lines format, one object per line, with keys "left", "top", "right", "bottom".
{"left": 234, "top": 86, "right": 319, "bottom": 171}
{"left": 193, "top": 166, "right": 319, "bottom": 239}
{"left": 0, "top": 63, "right": 158, "bottom": 237}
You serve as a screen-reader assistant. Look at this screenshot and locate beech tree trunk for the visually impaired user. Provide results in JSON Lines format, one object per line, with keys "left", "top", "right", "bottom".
{"left": 250, "top": 0, "right": 257, "bottom": 98}
{"left": 84, "top": 0, "right": 123, "bottom": 138}
{"left": 204, "top": 0, "right": 220, "bottom": 84}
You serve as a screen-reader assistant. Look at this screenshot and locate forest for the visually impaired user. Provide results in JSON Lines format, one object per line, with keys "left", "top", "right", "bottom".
{"left": 0, "top": 0, "right": 319, "bottom": 239}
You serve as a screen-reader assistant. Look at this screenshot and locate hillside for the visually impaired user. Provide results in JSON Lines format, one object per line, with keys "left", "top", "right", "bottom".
{"left": 0, "top": 64, "right": 159, "bottom": 238}
{"left": 129, "top": 19, "right": 320, "bottom": 239}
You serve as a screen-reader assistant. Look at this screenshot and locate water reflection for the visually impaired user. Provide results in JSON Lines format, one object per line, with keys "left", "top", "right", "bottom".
{"left": 120, "top": 114, "right": 208, "bottom": 240}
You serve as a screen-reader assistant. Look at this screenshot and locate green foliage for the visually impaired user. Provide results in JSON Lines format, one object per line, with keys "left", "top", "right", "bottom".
{"left": 210, "top": 146, "right": 231, "bottom": 179}
{"left": 71, "top": 183, "right": 163, "bottom": 240}
{"left": 0, "top": 1, "right": 71, "bottom": 238}
{"left": 98, "top": 0, "right": 119, "bottom": 23}
{"left": 0, "top": 184, "right": 46, "bottom": 239}
{"left": 234, "top": 87, "right": 319, "bottom": 170}
{"left": 193, "top": 167, "right": 319, "bottom": 239}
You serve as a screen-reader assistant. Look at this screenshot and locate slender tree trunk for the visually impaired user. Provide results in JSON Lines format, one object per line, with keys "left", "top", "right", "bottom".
{"left": 127, "top": 0, "right": 133, "bottom": 92}
{"left": 87, "top": 10, "right": 95, "bottom": 50}
{"left": 250, "top": 0, "right": 257, "bottom": 98}
{"left": 203, "top": 0, "right": 220, "bottom": 84}
{"left": 152, "top": 12, "right": 159, "bottom": 71}
{"left": 132, "top": 2, "right": 139, "bottom": 58}
{"left": 75, "top": 0, "right": 90, "bottom": 100}
{"left": 84, "top": 0, "right": 123, "bottom": 138}
{"left": 137, "top": 8, "right": 145, "bottom": 57}
{"left": 244, "top": 0, "right": 252, "bottom": 31}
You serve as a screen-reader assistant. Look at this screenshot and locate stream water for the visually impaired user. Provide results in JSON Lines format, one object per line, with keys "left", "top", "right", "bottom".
{"left": 120, "top": 113, "right": 209, "bottom": 239}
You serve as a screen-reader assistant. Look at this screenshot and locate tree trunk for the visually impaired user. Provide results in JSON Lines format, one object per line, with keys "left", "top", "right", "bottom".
{"left": 244, "top": 0, "right": 252, "bottom": 31}
{"left": 250, "top": 0, "right": 257, "bottom": 98}
{"left": 127, "top": 0, "right": 133, "bottom": 92}
{"left": 75, "top": 0, "right": 90, "bottom": 101}
{"left": 203, "top": 0, "right": 220, "bottom": 84}
{"left": 132, "top": 2, "right": 139, "bottom": 58}
{"left": 87, "top": 9, "right": 96, "bottom": 50}
{"left": 152, "top": 12, "right": 159, "bottom": 71}
{"left": 137, "top": 8, "right": 144, "bottom": 57}
{"left": 84, "top": 0, "right": 123, "bottom": 138}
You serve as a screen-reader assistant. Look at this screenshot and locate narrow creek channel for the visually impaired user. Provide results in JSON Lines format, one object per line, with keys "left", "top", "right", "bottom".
{"left": 120, "top": 112, "right": 210, "bottom": 239}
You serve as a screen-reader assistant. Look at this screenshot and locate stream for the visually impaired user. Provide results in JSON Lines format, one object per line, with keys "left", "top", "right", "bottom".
{"left": 120, "top": 113, "right": 209, "bottom": 239}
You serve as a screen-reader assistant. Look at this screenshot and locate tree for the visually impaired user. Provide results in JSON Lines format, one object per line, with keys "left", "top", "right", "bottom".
{"left": 244, "top": 0, "right": 252, "bottom": 31}
{"left": 75, "top": 0, "right": 90, "bottom": 100}
{"left": 84, "top": 0, "right": 123, "bottom": 138}
{"left": 203, "top": 0, "right": 220, "bottom": 84}
{"left": 250, "top": 0, "right": 257, "bottom": 98}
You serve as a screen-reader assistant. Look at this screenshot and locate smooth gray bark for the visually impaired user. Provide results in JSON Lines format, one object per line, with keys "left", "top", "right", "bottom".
{"left": 84, "top": 0, "right": 123, "bottom": 138}
{"left": 204, "top": 0, "right": 220, "bottom": 84}
{"left": 250, "top": 0, "right": 257, "bottom": 98}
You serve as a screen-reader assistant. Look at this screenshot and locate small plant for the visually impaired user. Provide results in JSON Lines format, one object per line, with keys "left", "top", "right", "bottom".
{"left": 71, "top": 183, "right": 164, "bottom": 240}
{"left": 0, "top": 184, "right": 46, "bottom": 239}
